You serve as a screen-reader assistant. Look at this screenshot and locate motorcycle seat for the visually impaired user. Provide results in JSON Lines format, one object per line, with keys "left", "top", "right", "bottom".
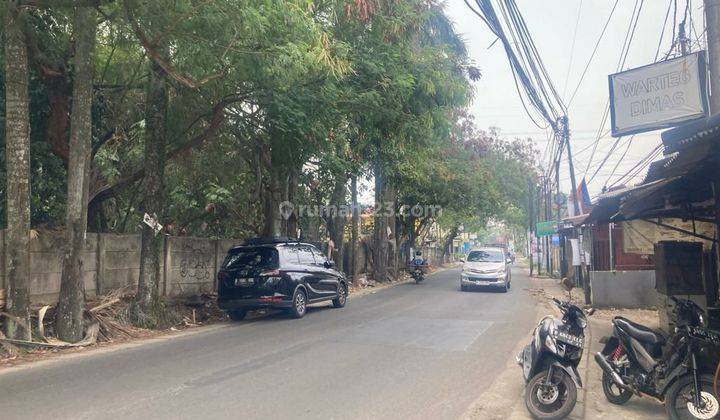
{"left": 614, "top": 317, "right": 666, "bottom": 345}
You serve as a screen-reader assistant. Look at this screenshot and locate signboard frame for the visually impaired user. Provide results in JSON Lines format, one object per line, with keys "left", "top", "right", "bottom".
{"left": 536, "top": 221, "right": 557, "bottom": 237}
{"left": 608, "top": 51, "right": 709, "bottom": 137}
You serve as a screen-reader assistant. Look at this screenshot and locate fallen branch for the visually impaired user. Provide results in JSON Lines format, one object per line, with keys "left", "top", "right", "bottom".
{"left": 89, "top": 298, "right": 121, "bottom": 313}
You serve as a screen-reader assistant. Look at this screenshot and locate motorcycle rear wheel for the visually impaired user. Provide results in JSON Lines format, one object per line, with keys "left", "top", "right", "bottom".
{"left": 602, "top": 371, "right": 632, "bottom": 405}
{"left": 525, "top": 370, "right": 577, "bottom": 420}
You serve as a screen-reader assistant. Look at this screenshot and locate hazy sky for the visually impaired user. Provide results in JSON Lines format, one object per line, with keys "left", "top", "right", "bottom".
{"left": 446, "top": 0, "right": 706, "bottom": 197}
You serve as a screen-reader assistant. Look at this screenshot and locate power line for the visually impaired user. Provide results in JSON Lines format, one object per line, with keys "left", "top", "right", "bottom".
{"left": 566, "top": 0, "right": 620, "bottom": 108}
{"left": 602, "top": 135, "right": 634, "bottom": 189}
{"left": 467, "top": 0, "right": 569, "bottom": 182}
{"left": 655, "top": 0, "right": 674, "bottom": 61}
{"left": 608, "top": 144, "right": 663, "bottom": 188}
{"left": 562, "top": 0, "right": 583, "bottom": 100}
{"left": 583, "top": 0, "right": 645, "bottom": 183}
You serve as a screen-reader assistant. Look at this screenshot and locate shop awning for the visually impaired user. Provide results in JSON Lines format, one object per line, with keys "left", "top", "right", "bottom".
{"left": 585, "top": 115, "right": 720, "bottom": 225}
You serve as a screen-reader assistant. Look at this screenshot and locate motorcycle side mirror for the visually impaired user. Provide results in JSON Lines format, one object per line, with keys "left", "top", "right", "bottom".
{"left": 561, "top": 277, "right": 574, "bottom": 292}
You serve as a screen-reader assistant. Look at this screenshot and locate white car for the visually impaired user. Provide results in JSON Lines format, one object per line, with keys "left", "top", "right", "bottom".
{"left": 460, "top": 248, "right": 511, "bottom": 292}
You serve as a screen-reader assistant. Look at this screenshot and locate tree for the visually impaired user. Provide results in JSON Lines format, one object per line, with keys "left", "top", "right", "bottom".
{"left": 3, "top": 2, "right": 32, "bottom": 340}
{"left": 55, "top": 4, "right": 96, "bottom": 342}
{"left": 133, "top": 57, "right": 168, "bottom": 321}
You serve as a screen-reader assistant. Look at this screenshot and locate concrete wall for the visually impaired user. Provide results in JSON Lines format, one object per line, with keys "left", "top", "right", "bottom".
{"left": 165, "top": 236, "right": 217, "bottom": 297}
{"left": 97, "top": 234, "right": 141, "bottom": 294}
{"left": 0, "top": 230, "right": 240, "bottom": 304}
{"left": 590, "top": 270, "right": 657, "bottom": 309}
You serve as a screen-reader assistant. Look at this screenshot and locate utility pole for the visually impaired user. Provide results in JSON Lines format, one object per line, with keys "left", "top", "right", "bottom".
{"left": 679, "top": 21, "right": 690, "bottom": 56}
{"left": 536, "top": 179, "right": 543, "bottom": 275}
{"left": 561, "top": 116, "right": 590, "bottom": 304}
{"left": 706, "top": 0, "right": 720, "bottom": 114}
{"left": 704, "top": 0, "right": 720, "bottom": 312}
{"left": 555, "top": 149, "right": 564, "bottom": 280}
{"left": 543, "top": 178, "right": 550, "bottom": 275}
{"left": 546, "top": 176, "right": 552, "bottom": 276}
{"left": 528, "top": 179, "right": 534, "bottom": 276}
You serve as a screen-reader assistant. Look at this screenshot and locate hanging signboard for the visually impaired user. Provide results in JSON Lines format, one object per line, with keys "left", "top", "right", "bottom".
{"left": 609, "top": 51, "right": 708, "bottom": 137}
{"left": 536, "top": 221, "right": 557, "bottom": 237}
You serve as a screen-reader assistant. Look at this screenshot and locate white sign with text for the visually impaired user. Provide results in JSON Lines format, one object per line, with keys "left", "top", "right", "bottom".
{"left": 609, "top": 52, "right": 708, "bottom": 137}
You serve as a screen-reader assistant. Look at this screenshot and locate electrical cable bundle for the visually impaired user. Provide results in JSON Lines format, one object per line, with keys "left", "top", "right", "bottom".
{"left": 464, "top": 0, "right": 568, "bottom": 187}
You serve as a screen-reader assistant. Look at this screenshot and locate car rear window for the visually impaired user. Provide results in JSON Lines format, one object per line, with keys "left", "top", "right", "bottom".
{"left": 222, "top": 247, "right": 279, "bottom": 270}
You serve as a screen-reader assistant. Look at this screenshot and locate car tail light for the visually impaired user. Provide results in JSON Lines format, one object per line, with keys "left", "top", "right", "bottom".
{"left": 260, "top": 269, "right": 280, "bottom": 277}
{"left": 218, "top": 271, "right": 230, "bottom": 281}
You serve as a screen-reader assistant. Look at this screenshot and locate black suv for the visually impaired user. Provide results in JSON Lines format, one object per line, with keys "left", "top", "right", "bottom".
{"left": 217, "top": 238, "right": 348, "bottom": 320}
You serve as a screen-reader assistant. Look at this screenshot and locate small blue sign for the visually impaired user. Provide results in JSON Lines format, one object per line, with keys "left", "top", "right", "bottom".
{"left": 551, "top": 234, "right": 560, "bottom": 247}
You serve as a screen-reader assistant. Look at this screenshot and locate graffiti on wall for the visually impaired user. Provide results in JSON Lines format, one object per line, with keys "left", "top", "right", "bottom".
{"left": 179, "top": 242, "right": 212, "bottom": 282}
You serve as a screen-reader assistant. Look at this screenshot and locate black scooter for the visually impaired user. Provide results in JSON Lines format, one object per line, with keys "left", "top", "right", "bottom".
{"left": 517, "top": 298, "right": 587, "bottom": 419}
{"left": 595, "top": 297, "right": 720, "bottom": 419}
{"left": 410, "top": 266, "right": 425, "bottom": 283}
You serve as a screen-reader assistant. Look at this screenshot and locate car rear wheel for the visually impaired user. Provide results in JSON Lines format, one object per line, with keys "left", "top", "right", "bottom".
{"left": 228, "top": 309, "right": 247, "bottom": 321}
{"left": 289, "top": 289, "right": 307, "bottom": 319}
{"left": 461, "top": 283, "right": 468, "bottom": 292}
{"left": 333, "top": 283, "right": 347, "bottom": 308}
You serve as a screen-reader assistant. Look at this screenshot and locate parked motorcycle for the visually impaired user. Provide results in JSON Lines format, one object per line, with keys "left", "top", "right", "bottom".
{"left": 517, "top": 298, "right": 587, "bottom": 419}
{"left": 594, "top": 297, "right": 720, "bottom": 419}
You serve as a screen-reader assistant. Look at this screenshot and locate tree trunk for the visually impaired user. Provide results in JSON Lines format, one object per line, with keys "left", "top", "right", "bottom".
{"left": 286, "top": 168, "right": 299, "bottom": 238}
{"left": 45, "top": 74, "right": 71, "bottom": 164}
{"left": 373, "top": 161, "right": 388, "bottom": 282}
{"left": 350, "top": 175, "right": 359, "bottom": 282}
{"left": 386, "top": 183, "right": 397, "bottom": 277}
{"left": 327, "top": 173, "right": 347, "bottom": 272}
{"left": 135, "top": 55, "right": 168, "bottom": 316}
{"left": 56, "top": 6, "right": 96, "bottom": 342}
{"left": 403, "top": 215, "right": 418, "bottom": 266}
{"left": 262, "top": 164, "right": 283, "bottom": 237}
{"left": 441, "top": 226, "right": 460, "bottom": 259}
{"left": 3, "top": 4, "right": 32, "bottom": 341}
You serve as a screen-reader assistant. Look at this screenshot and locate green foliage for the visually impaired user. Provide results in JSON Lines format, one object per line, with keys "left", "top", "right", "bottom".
{"left": 1, "top": 0, "right": 538, "bottom": 242}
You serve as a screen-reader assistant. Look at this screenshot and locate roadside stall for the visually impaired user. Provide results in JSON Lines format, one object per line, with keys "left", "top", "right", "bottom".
{"left": 581, "top": 113, "right": 720, "bottom": 328}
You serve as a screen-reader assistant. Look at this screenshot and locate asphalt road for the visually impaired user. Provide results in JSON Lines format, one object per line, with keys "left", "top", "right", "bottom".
{"left": 0, "top": 267, "right": 538, "bottom": 420}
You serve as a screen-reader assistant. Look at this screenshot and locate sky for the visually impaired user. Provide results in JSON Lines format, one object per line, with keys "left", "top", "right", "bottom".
{"left": 445, "top": 0, "right": 706, "bottom": 197}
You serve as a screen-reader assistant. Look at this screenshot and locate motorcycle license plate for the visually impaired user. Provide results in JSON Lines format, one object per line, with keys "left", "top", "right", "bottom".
{"left": 557, "top": 331, "right": 583, "bottom": 347}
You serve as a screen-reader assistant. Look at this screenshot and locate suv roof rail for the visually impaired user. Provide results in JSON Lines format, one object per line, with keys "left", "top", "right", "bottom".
{"left": 242, "top": 236, "right": 300, "bottom": 246}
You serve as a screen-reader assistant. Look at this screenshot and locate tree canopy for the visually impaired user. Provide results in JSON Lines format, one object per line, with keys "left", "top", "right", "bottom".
{"left": 1, "top": 0, "right": 538, "bottom": 337}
